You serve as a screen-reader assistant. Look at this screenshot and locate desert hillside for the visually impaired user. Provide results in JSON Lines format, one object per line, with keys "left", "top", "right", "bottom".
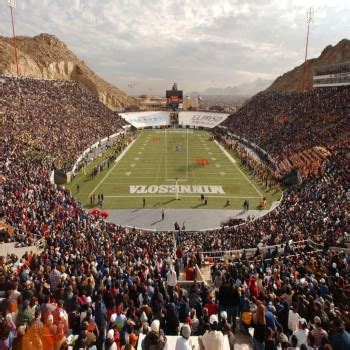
{"left": 0, "top": 33, "right": 135, "bottom": 110}
{"left": 267, "top": 38, "right": 350, "bottom": 91}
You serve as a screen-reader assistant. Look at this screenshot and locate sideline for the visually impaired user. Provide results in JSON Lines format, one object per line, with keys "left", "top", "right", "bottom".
{"left": 88, "top": 138, "right": 137, "bottom": 197}
{"left": 214, "top": 140, "right": 263, "bottom": 198}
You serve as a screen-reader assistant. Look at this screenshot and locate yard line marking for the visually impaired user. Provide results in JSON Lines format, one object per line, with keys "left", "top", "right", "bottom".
{"left": 214, "top": 140, "right": 263, "bottom": 197}
{"left": 89, "top": 138, "right": 137, "bottom": 197}
{"left": 208, "top": 152, "right": 212, "bottom": 155}
{"left": 165, "top": 179, "right": 188, "bottom": 182}
{"left": 134, "top": 157, "right": 139, "bottom": 160}
{"left": 138, "top": 152, "right": 142, "bottom": 155}
{"left": 125, "top": 172, "right": 131, "bottom": 176}
{"left": 155, "top": 146, "right": 164, "bottom": 182}
{"left": 186, "top": 128, "right": 189, "bottom": 181}
{"left": 211, "top": 157, "right": 216, "bottom": 161}
{"left": 105, "top": 195, "right": 261, "bottom": 199}
{"left": 130, "top": 163, "right": 136, "bottom": 167}
{"left": 215, "top": 164, "right": 221, "bottom": 168}
{"left": 165, "top": 128, "right": 168, "bottom": 180}
{"left": 220, "top": 172, "right": 226, "bottom": 176}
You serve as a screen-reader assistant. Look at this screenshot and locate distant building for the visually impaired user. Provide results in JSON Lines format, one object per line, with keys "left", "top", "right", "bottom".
{"left": 137, "top": 95, "right": 167, "bottom": 110}
{"left": 183, "top": 95, "right": 199, "bottom": 110}
{"left": 313, "top": 61, "right": 350, "bottom": 88}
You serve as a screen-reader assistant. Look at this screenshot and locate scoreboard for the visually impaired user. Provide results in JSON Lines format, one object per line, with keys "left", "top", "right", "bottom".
{"left": 166, "top": 83, "right": 183, "bottom": 110}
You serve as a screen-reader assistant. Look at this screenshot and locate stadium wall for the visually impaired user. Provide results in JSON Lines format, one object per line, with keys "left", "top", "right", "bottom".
{"left": 70, "top": 131, "right": 125, "bottom": 177}
{"left": 118, "top": 111, "right": 230, "bottom": 129}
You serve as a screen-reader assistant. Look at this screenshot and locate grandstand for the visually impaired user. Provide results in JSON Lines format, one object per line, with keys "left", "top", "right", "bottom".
{"left": 0, "top": 27, "right": 349, "bottom": 350}
{"left": 1, "top": 71, "right": 349, "bottom": 350}
{"left": 313, "top": 61, "right": 350, "bottom": 88}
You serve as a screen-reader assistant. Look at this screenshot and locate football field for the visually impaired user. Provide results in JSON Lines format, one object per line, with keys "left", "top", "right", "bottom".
{"left": 68, "top": 129, "right": 281, "bottom": 209}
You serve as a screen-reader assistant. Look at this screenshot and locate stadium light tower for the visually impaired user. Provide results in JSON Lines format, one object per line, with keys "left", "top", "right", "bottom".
{"left": 301, "top": 7, "right": 313, "bottom": 91}
{"left": 6, "top": 0, "right": 20, "bottom": 76}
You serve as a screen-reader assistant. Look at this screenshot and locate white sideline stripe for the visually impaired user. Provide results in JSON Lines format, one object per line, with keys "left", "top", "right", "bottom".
{"left": 88, "top": 139, "right": 137, "bottom": 197}
{"left": 105, "top": 195, "right": 261, "bottom": 198}
{"left": 165, "top": 179, "right": 188, "bottom": 182}
{"left": 214, "top": 140, "right": 263, "bottom": 197}
{"left": 103, "top": 181, "right": 245, "bottom": 184}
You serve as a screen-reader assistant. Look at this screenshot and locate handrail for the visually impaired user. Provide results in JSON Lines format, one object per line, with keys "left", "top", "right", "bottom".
{"left": 198, "top": 239, "right": 323, "bottom": 256}
{"left": 202, "top": 249, "right": 324, "bottom": 265}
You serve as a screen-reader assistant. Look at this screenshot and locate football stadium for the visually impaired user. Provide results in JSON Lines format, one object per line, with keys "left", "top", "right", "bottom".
{"left": 0, "top": 2, "right": 350, "bottom": 350}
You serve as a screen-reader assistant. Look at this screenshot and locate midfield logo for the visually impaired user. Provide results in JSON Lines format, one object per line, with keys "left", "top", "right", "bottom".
{"left": 129, "top": 185, "right": 225, "bottom": 194}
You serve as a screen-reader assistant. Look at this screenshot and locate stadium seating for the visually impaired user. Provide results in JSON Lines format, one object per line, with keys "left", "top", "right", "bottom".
{"left": 0, "top": 76, "right": 349, "bottom": 349}
{"left": 223, "top": 87, "right": 349, "bottom": 178}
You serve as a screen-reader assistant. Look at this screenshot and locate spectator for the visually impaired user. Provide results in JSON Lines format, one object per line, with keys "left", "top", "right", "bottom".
{"left": 292, "top": 319, "right": 309, "bottom": 348}
{"left": 252, "top": 303, "right": 267, "bottom": 350}
{"left": 198, "top": 314, "right": 226, "bottom": 350}
{"left": 329, "top": 317, "right": 350, "bottom": 350}
{"left": 175, "top": 324, "right": 192, "bottom": 350}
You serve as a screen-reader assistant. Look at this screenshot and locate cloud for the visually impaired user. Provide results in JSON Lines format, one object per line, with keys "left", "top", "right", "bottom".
{"left": 1, "top": 0, "right": 349, "bottom": 95}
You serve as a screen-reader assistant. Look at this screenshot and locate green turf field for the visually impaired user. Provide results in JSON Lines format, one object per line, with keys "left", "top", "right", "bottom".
{"left": 67, "top": 129, "right": 281, "bottom": 209}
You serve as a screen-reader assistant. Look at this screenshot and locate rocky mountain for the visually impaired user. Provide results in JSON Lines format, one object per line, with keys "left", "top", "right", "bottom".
{"left": 0, "top": 33, "right": 135, "bottom": 110}
{"left": 188, "top": 78, "right": 272, "bottom": 97}
{"left": 267, "top": 38, "right": 350, "bottom": 91}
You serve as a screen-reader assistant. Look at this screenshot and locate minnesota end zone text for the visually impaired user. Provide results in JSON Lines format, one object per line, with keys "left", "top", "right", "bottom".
{"left": 129, "top": 185, "right": 225, "bottom": 194}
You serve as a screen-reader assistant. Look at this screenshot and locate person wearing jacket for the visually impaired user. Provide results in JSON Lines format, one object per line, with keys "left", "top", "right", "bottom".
{"left": 199, "top": 314, "right": 227, "bottom": 350}
{"left": 329, "top": 317, "right": 350, "bottom": 350}
{"left": 142, "top": 320, "right": 167, "bottom": 350}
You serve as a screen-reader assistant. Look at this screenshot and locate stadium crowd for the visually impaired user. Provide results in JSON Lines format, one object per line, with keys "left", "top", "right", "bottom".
{"left": 178, "top": 144, "right": 348, "bottom": 252}
{"left": 0, "top": 77, "right": 126, "bottom": 172}
{"left": 222, "top": 87, "right": 349, "bottom": 178}
{"left": 0, "top": 76, "right": 349, "bottom": 349}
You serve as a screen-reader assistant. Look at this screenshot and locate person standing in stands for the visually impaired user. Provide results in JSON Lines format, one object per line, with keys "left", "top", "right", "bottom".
{"left": 176, "top": 324, "right": 192, "bottom": 350}
{"left": 251, "top": 303, "right": 267, "bottom": 350}
{"left": 329, "top": 317, "right": 350, "bottom": 350}
{"left": 161, "top": 208, "right": 165, "bottom": 220}
{"left": 198, "top": 314, "right": 226, "bottom": 350}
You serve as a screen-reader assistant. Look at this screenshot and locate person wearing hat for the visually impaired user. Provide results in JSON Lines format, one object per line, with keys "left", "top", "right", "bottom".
{"left": 105, "top": 329, "right": 118, "bottom": 350}
{"left": 198, "top": 314, "right": 226, "bottom": 350}
{"left": 142, "top": 319, "right": 167, "bottom": 349}
{"left": 175, "top": 324, "right": 192, "bottom": 350}
{"left": 292, "top": 318, "right": 309, "bottom": 347}
{"left": 218, "top": 311, "right": 230, "bottom": 333}
{"left": 127, "top": 332, "right": 139, "bottom": 348}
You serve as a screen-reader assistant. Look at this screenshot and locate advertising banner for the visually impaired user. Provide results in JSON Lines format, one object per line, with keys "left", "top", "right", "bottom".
{"left": 120, "top": 111, "right": 171, "bottom": 128}
{"left": 179, "top": 111, "right": 230, "bottom": 128}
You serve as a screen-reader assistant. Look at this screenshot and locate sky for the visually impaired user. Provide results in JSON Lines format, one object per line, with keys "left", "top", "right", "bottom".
{"left": 1, "top": 0, "right": 349, "bottom": 95}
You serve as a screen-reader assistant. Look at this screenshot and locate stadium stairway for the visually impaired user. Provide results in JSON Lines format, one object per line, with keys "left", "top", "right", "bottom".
{"left": 200, "top": 265, "right": 213, "bottom": 285}
{"left": 0, "top": 242, "right": 43, "bottom": 258}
